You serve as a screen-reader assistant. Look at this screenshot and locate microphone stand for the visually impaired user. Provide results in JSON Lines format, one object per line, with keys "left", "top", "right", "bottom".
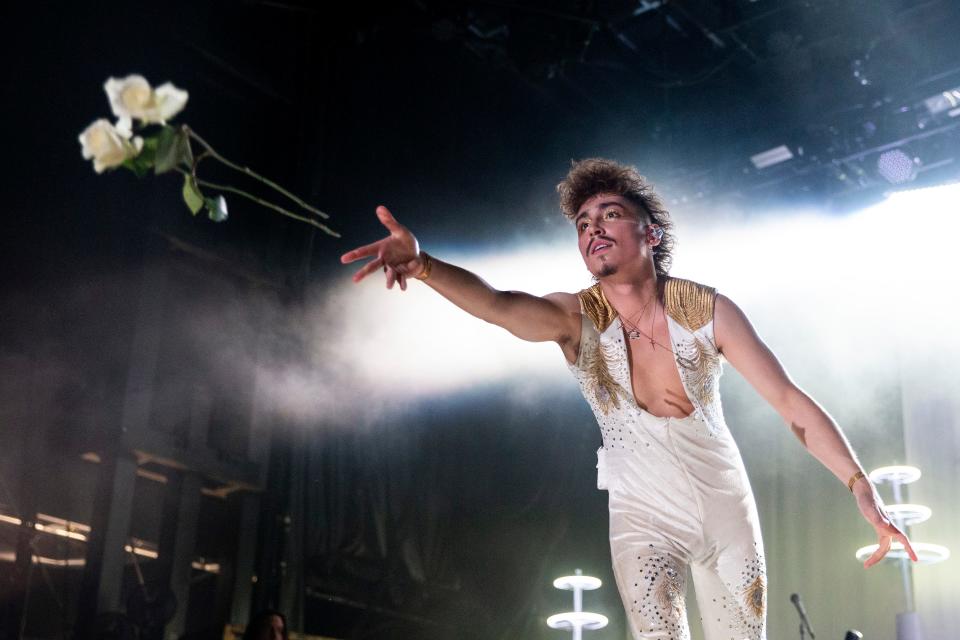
{"left": 791, "top": 593, "right": 815, "bottom": 640}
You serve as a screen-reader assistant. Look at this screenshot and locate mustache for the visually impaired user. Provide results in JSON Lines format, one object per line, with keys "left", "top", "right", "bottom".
{"left": 588, "top": 235, "right": 615, "bottom": 253}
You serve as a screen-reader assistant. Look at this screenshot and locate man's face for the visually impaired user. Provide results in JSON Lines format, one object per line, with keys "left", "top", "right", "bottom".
{"left": 574, "top": 192, "right": 651, "bottom": 278}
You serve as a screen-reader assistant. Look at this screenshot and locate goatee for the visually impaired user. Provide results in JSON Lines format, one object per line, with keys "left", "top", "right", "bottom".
{"left": 597, "top": 263, "right": 617, "bottom": 278}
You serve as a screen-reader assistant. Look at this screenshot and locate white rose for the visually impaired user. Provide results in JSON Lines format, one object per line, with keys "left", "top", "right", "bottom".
{"left": 104, "top": 74, "right": 188, "bottom": 128}
{"left": 78, "top": 119, "right": 144, "bottom": 173}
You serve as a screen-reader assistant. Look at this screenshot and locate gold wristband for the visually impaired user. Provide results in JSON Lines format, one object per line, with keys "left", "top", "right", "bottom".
{"left": 847, "top": 470, "right": 866, "bottom": 492}
{"left": 414, "top": 252, "right": 433, "bottom": 281}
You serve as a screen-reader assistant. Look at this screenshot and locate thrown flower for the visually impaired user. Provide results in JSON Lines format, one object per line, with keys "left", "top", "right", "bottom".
{"left": 80, "top": 74, "right": 338, "bottom": 236}
{"left": 105, "top": 74, "right": 188, "bottom": 134}
{"left": 78, "top": 119, "right": 144, "bottom": 173}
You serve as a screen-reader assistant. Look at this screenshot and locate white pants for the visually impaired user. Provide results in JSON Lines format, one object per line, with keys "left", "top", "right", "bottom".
{"left": 599, "top": 410, "right": 766, "bottom": 640}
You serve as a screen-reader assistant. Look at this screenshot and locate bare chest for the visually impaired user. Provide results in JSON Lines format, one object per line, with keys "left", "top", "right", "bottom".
{"left": 620, "top": 323, "right": 693, "bottom": 418}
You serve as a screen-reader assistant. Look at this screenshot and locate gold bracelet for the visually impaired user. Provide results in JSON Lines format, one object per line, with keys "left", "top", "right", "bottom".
{"left": 414, "top": 252, "right": 433, "bottom": 281}
{"left": 847, "top": 470, "right": 866, "bottom": 492}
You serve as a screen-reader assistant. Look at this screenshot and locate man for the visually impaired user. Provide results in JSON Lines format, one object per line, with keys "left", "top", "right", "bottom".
{"left": 340, "top": 158, "right": 915, "bottom": 640}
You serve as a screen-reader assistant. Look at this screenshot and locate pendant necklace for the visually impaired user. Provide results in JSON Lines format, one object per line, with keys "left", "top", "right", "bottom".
{"left": 622, "top": 296, "right": 653, "bottom": 343}
{"left": 621, "top": 298, "right": 670, "bottom": 352}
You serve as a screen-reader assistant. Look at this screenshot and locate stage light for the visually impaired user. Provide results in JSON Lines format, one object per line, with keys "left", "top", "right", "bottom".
{"left": 854, "top": 464, "right": 949, "bottom": 640}
{"left": 868, "top": 465, "right": 921, "bottom": 485}
{"left": 0, "top": 551, "right": 86, "bottom": 567}
{"left": 123, "top": 544, "right": 159, "bottom": 560}
{"left": 855, "top": 542, "right": 950, "bottom": 565}
{"left": 553, "top": 575, "right": 602, "bottom": 591}
{"left": 883, "top": 504, "right": 932, "bottom": 527}
{"left": 192, "top": 560, "right": 222, "bottom": 573}
{"left": 877, "top": 149, "right": 918, "bottom": 184}
{"left": 750, "top": 145, "right": 794, "bottom": 170}
{"left": 35, "top": 522, "right": 88, "bottom": 542}
{"left": 0, "top": 508, "right": 222, "bottom": 573}
{"left": 0, "top": 512, "right": 90, "bottom": 542}
{"left": 547, "top": 569, "right": 607, "bottom": 640}
{"left": 923, "top": 86, "right": 960, "bottom": 116}
{"left": 546, "top": 612, "right": 609, "bottom": 630}
{"left": 0, "top": 514, "right": 21, "bottom": 527}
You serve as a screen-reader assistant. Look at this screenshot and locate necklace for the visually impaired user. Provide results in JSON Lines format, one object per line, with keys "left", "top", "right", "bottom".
{"left": 621, "top": 300, "right": 671, "bottom": 352}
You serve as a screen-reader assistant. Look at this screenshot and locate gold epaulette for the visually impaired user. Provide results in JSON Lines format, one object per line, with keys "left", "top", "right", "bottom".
{"left": 577, "top": 283, "right": 618, "bottom": 332}
{"left": 664, "top": 277, "right": 716, "bottom": 332}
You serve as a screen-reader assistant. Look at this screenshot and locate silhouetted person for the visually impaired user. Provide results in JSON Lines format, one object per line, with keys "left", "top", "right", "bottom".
{"left": 242, "top": 609, "right": 287, "bottom": 640}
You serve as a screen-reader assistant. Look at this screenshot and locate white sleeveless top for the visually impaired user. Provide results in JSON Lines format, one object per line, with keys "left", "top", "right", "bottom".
{"left": 567, "top": 277, "right": 728, "bottom": 445}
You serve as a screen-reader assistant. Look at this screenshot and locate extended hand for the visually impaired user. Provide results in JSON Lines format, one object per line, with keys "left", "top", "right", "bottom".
{"left": 854, "top": 482, "right": 918, "bottom": 568}
{"left": 340, "top": 206, "right": 424, "bottom": 290}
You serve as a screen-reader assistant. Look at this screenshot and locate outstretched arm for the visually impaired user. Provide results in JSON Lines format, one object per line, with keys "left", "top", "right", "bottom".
{"left": 714, "top": 294, "right": 917, "bottom": 568}
{"left": 340, "top": 206, "right": 582, "bottom": 358}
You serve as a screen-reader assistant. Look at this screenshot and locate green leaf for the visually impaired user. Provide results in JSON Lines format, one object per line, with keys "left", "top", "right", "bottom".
{"left": 122, "top": 157, "right": 149, "bottom": 178}
{"left": 140, "top": 135, "right": 159, "bottom": 161}
{"left": 122, "top": 135, "right": 159, "bottom": 177}
{"left": 154, "top": 126, "right": 192, "bottom": 175}
{"left": 182, "top": 175, "right": 204, "bottom": 215}
{"left": 205, "top": 195, "right": 228, "bottom": 222}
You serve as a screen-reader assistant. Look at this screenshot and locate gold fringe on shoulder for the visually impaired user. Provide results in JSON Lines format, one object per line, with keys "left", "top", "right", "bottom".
{"left": 664, "top": 277, "right": 717, "bottom": 332}
{"left": 577, "top": 283, "right": 618, "bottom": 332}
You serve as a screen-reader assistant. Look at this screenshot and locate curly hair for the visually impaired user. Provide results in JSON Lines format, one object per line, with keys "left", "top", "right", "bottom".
{"left": 557, "top": 158, "right": 675, "bottom": 276}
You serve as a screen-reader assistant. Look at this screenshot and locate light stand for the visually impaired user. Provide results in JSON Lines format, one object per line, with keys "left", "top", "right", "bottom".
{"left": 546, "top": 569, "right": 608, "bottom": 640}
{"left": 853, "top": 465, "right": 950, "bottom": 640}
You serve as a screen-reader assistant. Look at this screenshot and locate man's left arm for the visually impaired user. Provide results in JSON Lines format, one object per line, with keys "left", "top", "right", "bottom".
{"left": 714, "top": 293, "right": 917, "bottom": 568}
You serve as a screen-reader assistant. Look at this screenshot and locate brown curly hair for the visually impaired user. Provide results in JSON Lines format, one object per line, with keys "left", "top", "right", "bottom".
{"left": 557, "top": 158, "right": 675, "bottom": 276}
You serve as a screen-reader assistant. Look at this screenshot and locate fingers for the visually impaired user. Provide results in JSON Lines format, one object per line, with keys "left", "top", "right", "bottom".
{"left": 376, "top": 205, "right": 402, "bottom": 232}
{"left": 341, "top": 239, "right": 383, "bottom": 264}
{"left": 343, "top": 204, "right": 416, "bottom": 287}
{"left": 387, "top": 269, "right": 408, "bottom": 291}
{"left": 351, "top": 256, "right": 384, "bottom": 283}
{"left": 864, "top": 535, "right": 891, "bottom": 568}
{"left": 385, "top": 266, "right": 397, "bottom": 290}
{"left": 897, "top": 533, "right": 919, "bottom": 562}
{"left": 881, "top": 521, "right": 919, "bottom": 562}
{"left": 350, "top": 260, "right": 414, "bottom": 289}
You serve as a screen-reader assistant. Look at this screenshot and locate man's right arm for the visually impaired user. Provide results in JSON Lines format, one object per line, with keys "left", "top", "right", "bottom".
{"left": 340, "top": 206, "right": 582, "bottom": 358}
{"left": 413, "top": 254, "right": 580, "bottom": 345}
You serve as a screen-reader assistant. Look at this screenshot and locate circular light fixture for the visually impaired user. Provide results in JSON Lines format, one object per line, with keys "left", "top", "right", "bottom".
{"left": 547, "top": 612, "right": 609, "bottom": 630}
{"left": 869, "top": 465, "right": 922, "bottom": 485}
{"left": 877, "top": 149, "right": 918, "bottom": 184}
{"left": 884, "top": 503, "right": 932, "bottom": 526}
{"left": 548, "top": 570, "right": 607, "bottom": 637}
{"left": 855, "top": 541, "right": 950, "bottom": 565}
{"left": 553, "top": 575, "right": 602, "bottom": 591}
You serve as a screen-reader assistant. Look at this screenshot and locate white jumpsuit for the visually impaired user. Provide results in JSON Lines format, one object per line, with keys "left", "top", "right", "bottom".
{"left": 568, "top": 278, "right": 766, "bottom": 640}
